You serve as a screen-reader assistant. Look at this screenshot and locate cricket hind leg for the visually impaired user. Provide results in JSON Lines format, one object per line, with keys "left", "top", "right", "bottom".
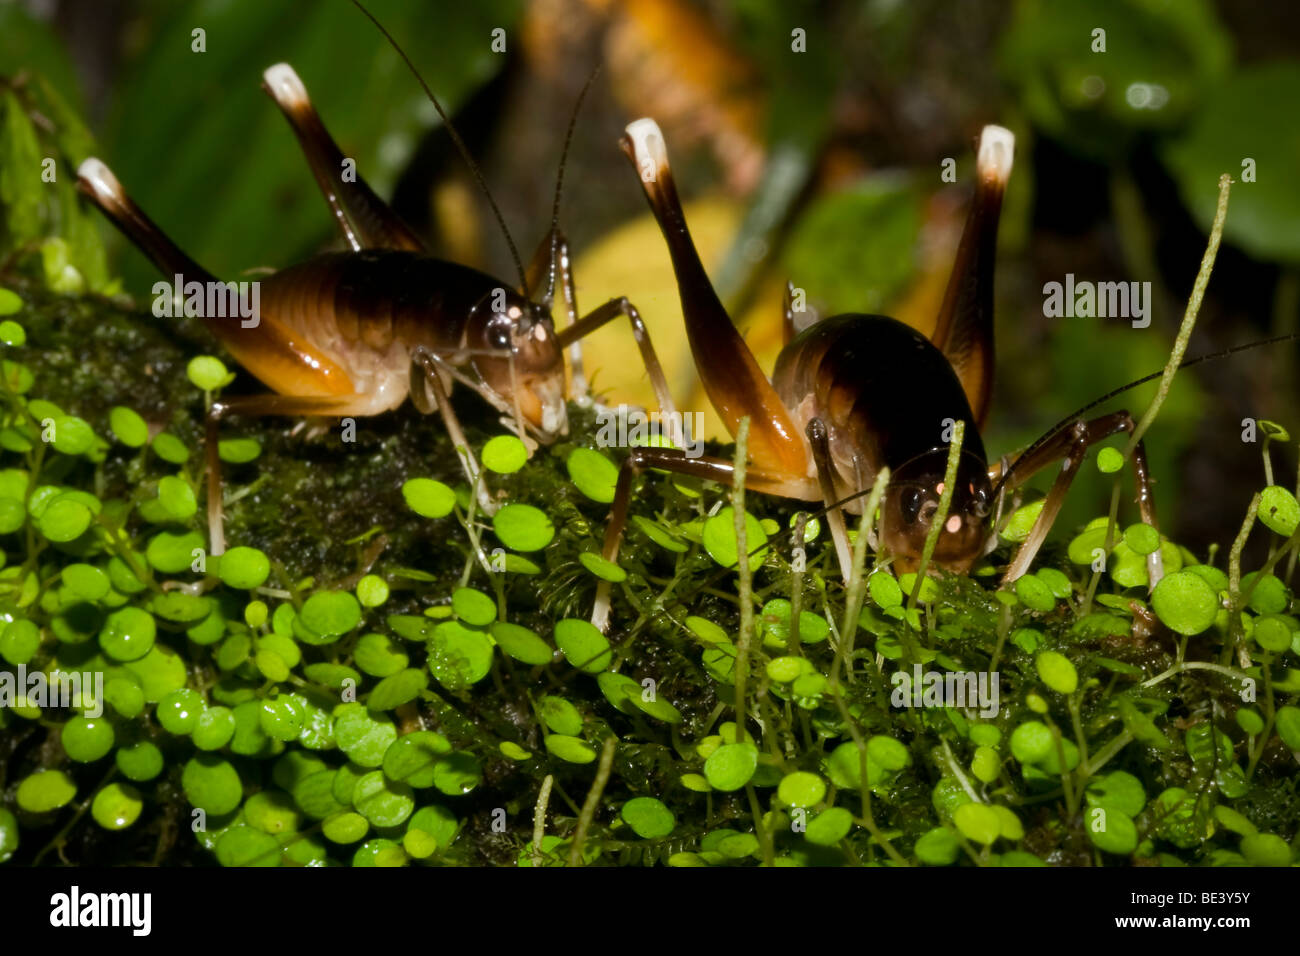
{"left": 206, "top": 393, "right": 381, "bottom": 556}
{"left": 998, "top": 411, "right": 1161, "bottom": 587}
{"left": 590, "top": 447, "right": 819, "bottom": 632}
{"left": 620, "top": 118, "right": 810, "bottom": 479}
{"left": 263, "top": 63, "right": 425, "bottom": 252}
{"left": 77, "top": 158, "right": 217, "bottom": 287}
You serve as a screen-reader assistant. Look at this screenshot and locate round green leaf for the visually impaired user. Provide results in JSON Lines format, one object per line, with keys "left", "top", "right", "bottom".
{"left": 914, "top": 826, "right": 960, "bottom": 865}
{"left": 1035, "top": 650, "right": 1078, "bottom": 694}
{"left": 156, "top": 688, "right": 204, "bottom": 735}
{"left": 578, "top": 551, "right": 627, "bottom": 582}
{"left": 216, "top": 826, "right": 281, "bottom": 867}
{"left": 151, "top": 432, "right": 189, "bottom": 464}
{"left": 91, "top": 783, "right": 144, "bottom": 831}
{"left": 492, "top": 503, "right": 554, "bottom": 551}
{"left": 353, "top": 770, "right": 416, "bottom": 827}
{"left": 1259, "top": 486, "right": 1300, "bottom": 537}
{"left": 489, "top": 621, "right": 553, "bottom": 665}
{"left": 544, "top": 734, "right": 597, "bottom": 764}
{"left": 431, "top": 752, "right": 481, "bottom": 795}
{"left": 382, "top": 730, "right": 450, "bottom": 788}
{"left": 116, "top": 740, "right": 163, "bottom": 781}
{"left": 702, "top": 507, "right": 768, "bottom": 572}
{"left": 217, "top": 546, "right": 270, "bottom": 589}
{"left": 953, "top": 803, "right": 1001, "bottom": 846}
{"left": 323, "top": 812, "right": 369, "bottom": 844}
{"left": 1009, "top": 721, "right": 1053, "bottom": 764}
{"left": 1151, "top": 571, "right": 1219, "bottom": 636}
{"left": 333, "top": 704, "right": 397, "bottom": 768}
{"left": 187, "top": 355, "right": 230, "bottom": 391}
{"left": 109, "top": 406, "right": 148, "bottom": 447}
{"left": 17, "top": 770, "right": 76, "bottom": 813}
{"left": 704, "top": 741, "right": 759, "bottom": 791}
{"left": 428, "top": 620, "right": 495, "bottom": 688}
{"left": 402, "top": 478, "right": 456, "bottom": 518}
{"left": 38, "top": 497, "right": 91, "bottom": 541}
{"left": 367, "top": 668, "right": 428, "bottom": 711}
{"left": 182, "top": 755, "right": 243, "bottom": 815}
{"left": 192, "top": 706, "right": 236, "bottom": 751}
{"left": 621, "top": 797, "right": 675, "bottom": 839}
{"left": 566, "top": 447, "right": 619, "bottom": 502}
{"left": 777, "top": 771, "right": 826, "bottom": 808}
{"left": 1275, "top": 706, "right": 1300, "bottom": 750}
{"left": 218, "top": 438, "right": 261, "bottom": 463}
{"left": 1241, "top": 832, "right": 1293, "bottom": 867}
{"left": 356, "top": 574, "right": 389, "bottom": 607}
{"left": 1015, "top": 574, "right": 1055, "bottom": 612}
{"left": 804, "top": 807, "right": 853, "bottom": 846}
{"left": 157, "top": 475, "right": 196, "bottom": 520}
{"left": 452, "top": 587, "right": 496, "bottom": 626}
{"left": 98, "top": 606, "right": 156, "bottom": 662}
{"left": 553, "top": 618, "right": 612, "bottom": 673}
{"left": 1096, "top": 446, "right": 1124, "bottom": 474}
{"left": 1088, "top": 807, "right": 1138, "bottom": 855}
{"left": 482, "top": 434, "right": 528, "bottom": 474}
{"left": 145, "top": 530, "right": 203, "bottom": 573}
{"left": 61, "top": 716, "right": 114, "bottom": 762}
{"left": 298, "top": 590, "right": 361, "bottom": 641}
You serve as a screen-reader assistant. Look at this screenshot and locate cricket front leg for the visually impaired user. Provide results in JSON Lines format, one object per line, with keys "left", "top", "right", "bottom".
{"left": 591, "top": 447, "right": 818, "bottom": 632}
{"left": 999, "top": 411, "right": 1161, "bottom": 587}
{"left": 555, "top": 297, "right": 683, "bottom": 447}
{"left": 409, "top": 347, "right": 498, "bottom": 516}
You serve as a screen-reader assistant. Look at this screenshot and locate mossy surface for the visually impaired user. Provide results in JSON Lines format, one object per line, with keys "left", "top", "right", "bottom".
{"left": 1, "top": 277, "right": 1298, "bottom": 868}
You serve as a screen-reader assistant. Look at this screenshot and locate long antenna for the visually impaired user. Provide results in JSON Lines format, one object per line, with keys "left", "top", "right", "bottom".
{"left": 544, "top": 64, "right": 601, "bottom": 303}
{"left": 348, "top": 0, "right": 527, "bottom": 293}
{"left": 991, "top": 331, "right": 1300, "bottom": 499}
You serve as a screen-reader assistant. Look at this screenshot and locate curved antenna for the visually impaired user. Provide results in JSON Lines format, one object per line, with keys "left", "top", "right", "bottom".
{"left": 348, "top": 0, "right": 527, "bottom": 293}
{"left": 543, "top": 64, "right": 602, "bottom": 303}
{"left": 991, "top": 331, "right": 1300, "bottom": 500}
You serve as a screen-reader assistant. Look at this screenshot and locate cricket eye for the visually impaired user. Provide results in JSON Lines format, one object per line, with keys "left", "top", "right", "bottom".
{"left": 901, "top": 488, "right": 923, "bottom": 523}
{"left": 487, "top": 319, "right": 511, "bottom": 350}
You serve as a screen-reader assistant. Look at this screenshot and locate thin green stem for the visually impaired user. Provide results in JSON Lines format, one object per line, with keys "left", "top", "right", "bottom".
{"left": 731, "top": 417, "right": 754, "bottom": 743}
{"left": 1125, "top": 174, "right": 1232, "bottom": 453}
{"left": 532, "top": 774, "right": 553, "bottom": 867}
{"left": 839, "top": 469, "right": 889, "bottom": 684}
{"left": 908, "top": 421, "right": 964, "bottom": 615}
{"left": 568, "top": 736, "right": 616, "bottom": 867}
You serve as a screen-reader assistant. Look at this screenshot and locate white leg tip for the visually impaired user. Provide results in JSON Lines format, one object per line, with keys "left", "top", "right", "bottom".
{"left": 77, "top": 157, "right": 124, "bottom": 204}
{"left": 624, "top": 117, "right": 669, "bottom": 181}
{"left": 263, "top": 62, "right": 310, "bottom": 108}
{"left": 977, "top": 125, "right": 1015, "bottom": 185}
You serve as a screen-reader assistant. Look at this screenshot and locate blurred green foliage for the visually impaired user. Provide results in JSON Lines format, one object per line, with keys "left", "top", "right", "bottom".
{"left": 1, "top": 0, "right": 522, "bottom": 293}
